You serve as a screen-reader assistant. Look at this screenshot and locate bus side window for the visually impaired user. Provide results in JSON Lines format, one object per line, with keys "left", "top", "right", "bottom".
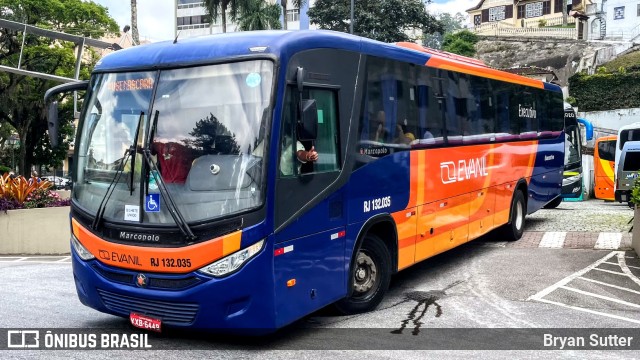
{"left": 280, "top": 87, "right": 340, "bottom": 177}
{"left": 303, "top": 88, "right": 340, "bottom": 174}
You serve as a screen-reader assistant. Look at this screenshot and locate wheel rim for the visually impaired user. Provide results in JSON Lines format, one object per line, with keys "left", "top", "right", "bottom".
{"left": 353, "top": 251, "right": 378, "bottom": 296}
{"left": 515, "top": 199, "right": 524, "bottom": 231}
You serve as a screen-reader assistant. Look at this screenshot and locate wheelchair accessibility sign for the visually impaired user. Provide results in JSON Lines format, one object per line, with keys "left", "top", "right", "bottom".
{"left": 145, "top": 194, "right": 160, "bottom": 213}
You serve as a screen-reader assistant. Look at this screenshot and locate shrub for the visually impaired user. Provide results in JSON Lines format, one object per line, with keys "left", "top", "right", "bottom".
{"left": 0, "top": 197, "right": 22, "bottom": 213}
{"left": 0, "top": 173, "right": 61, "bottom": 212}
{"left": 0, "top": 165, "right": 10, "bottom": 174}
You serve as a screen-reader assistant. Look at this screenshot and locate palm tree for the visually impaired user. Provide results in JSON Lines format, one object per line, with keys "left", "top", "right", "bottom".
{"left": 280, "top": 0, "right": 307, "bottom": 30}
{"left": 204, "top": 0, "right": 243, "bottom": 33}
{"left": 130, "top": 0, "right": 139, "bottom": 45}
{"left": 238, "top": 0, "right": 282, "bottom": 31}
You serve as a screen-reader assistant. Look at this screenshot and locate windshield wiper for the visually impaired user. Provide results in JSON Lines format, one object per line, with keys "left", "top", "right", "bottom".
{"left": 91, "top": 146, "right": 134, "bottom": 231}
{"left": 91, "top": 111, "right": 144, "bottom": 231}
{"left": 141, "top": 147, "right": 197, "bottom": 242}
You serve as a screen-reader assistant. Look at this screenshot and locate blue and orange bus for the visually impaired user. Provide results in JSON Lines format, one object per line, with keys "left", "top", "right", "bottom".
{"left": 594, "top": 135, "right": 616, "bottom": 201}
{"left": 44, "top": 30, "right": 565, "bottom": 333}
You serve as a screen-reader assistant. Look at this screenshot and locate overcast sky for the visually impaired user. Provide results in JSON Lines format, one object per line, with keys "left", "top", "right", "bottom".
{"left": 92, "top": 0, "right": 475, "bottom": 43}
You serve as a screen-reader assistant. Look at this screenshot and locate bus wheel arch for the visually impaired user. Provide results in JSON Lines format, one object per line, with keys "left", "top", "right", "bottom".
{"left": 335, "top": 216, "right": 396, "bottom": 314}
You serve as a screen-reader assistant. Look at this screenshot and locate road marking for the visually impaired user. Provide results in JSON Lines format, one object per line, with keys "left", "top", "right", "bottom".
{"left": 15, "top": 257, "right": 27, "bottom": 262}
{"left": 617, "top": 252, "right": 640, "bottom": 288}
{"left": 55, "top": 256, "right": 71, "bottom": 262}
{"left": 559, "top": 285, "right": 640, "bottom": 309}
{"left": 604, "top": 261, "right": 640, "bottom": 270}
{"left": 592, "top": 268, "right": 626, "bottom": 276}
{"left": 534, "top": 297, "right": 640, "bottom": 325}
{"left": 595, "top": 232, "right": 622, "bottom": 250}
{"left": 538, "top": 232, "right": 566, "bottom": 248}
{"left": 529, "top": 251, "right": 618, "bottom": 300}
{"left": 576, "top": 277, "right": 640, "bottom": 295}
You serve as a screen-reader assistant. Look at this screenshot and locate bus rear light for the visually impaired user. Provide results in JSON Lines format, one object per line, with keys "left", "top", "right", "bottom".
{"left": 71, "top": 234, "right": 95, "bottom": 261}
{"left": 287, "top": 279, "right": 296, "bottom": 287}
{"left": 198, "top": 240, "right": 264, "bottom": 277}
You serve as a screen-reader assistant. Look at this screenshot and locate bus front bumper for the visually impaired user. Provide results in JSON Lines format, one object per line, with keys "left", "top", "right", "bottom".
{"left": 71, "top": 245, "right": 276, "bottom": 333}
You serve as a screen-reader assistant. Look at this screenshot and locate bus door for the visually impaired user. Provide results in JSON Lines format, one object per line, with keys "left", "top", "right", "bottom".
{"left": 594, "top": 136, "right": 616, "bottom": 200}
{"left": 272, "top": 50, "right": 360, "bottom": 327}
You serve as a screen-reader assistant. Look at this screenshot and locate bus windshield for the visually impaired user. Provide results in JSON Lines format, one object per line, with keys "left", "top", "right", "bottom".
{"left": 74, "top": 60, "right": 274, "bottom": 225}
{"left": 564, "top": 122, "right": 581, "bottom": 165}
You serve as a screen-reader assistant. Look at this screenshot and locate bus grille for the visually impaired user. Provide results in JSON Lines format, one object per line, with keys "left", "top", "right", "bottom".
{"left": 97, "top": 289, "right": 199, "bottom": 325}
{"left": 92, "top": 264, "right": 201, "bottom": 290}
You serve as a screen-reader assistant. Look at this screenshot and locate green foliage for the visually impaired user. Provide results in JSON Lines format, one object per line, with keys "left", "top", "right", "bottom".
{"left": 568, "top": 71, "right": 640, "bottom": 111}
{"left": 308, "top": 0, "right": 444, "bottom": 43}
{"left": 422, "top": 12, "right": 467, "bottom": 49}
{"left": 0, "top": 165, "right": 10, "bottom": 174}
{"left": 630, "top": 176, "right": 640, "bottom": 206}
{"left": 565, "top": 96, "right": 577, "bottom": 106}
{"left": 442, "top": 30, "right": 478, "bottom": 57}
{"left": 0, "top": 0, "right": 118, "bottom": 176}
{"left": 600, "top": 50, "right": 640, "bottom": 73}
{"left": 237, "top": 0, "right": 282, "bottom": 31}
{"left": 538, "top": 19, "right": 547, "bottom": 27}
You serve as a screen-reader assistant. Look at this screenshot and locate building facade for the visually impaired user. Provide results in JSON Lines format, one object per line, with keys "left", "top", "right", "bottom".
{"left": 467, "top": 0, "right": 583, "bottom": 28}
{"left": 175, "top": 0, "right": 316, "bottom": 38}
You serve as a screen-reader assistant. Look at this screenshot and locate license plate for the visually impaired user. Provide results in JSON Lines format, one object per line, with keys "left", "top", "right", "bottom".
{"left": 130, "top": 313, "right": 161, "bottom": 332}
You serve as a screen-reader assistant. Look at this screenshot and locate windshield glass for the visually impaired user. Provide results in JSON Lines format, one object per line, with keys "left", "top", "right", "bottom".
{"left": 74, "top": 60, "right": 273, "bottom": 225}
{"left": 564, "top": 124, "right": 581, "bottom": 165}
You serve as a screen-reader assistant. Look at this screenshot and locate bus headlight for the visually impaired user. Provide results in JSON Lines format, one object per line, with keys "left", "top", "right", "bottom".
{"left": 198, "top": 240, "right": 264, "bottom": 277}
{"left": 562, "top": 174, "right": 582, "bottom": 185}
{"left": 71, "top": 234, "right": 95, "bottom": 260}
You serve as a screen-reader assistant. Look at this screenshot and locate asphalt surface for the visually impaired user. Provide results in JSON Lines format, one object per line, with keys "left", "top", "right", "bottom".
{"left": 0, "top": 199, "right": 639, "bottom": 359}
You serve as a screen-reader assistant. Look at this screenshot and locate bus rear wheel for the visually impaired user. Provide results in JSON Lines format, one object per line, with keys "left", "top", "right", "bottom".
{"left": 501, "top": 190, "right": 526, "bottom": 241}
{"left": 335, "top": 233, "right": 391, "bottom": 314}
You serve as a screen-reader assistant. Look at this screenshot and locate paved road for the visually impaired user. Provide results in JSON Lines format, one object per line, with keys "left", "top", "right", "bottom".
{"left": 0, "top": 199, "right": 639, "bottom": 358}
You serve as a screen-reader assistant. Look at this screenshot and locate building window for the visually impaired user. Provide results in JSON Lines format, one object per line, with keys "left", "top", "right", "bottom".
{"left": 543, "top": 1, "right": 551, "bottom": 14}
{"left": 525, "top": 2, "right": 544, "bottom": 18}
{"left": 177, "top": 0, "right": 203, "bottom": 9}
{"left": 474, "top": 14, "right": 482, "bottom": 25}
{"left": 614, "top": 6, "right": 625, "bottom": 19}
{"left": 286, "top": 8, "right": 300, "bottom": 22}
{"left": 517, "top": 5, "right": 525, "bottom": 18}
{"left": 554, "top": 0, "right": 563, "bottom": 13}
{"left": 637, "top": 4, "right": 640, "bottom": 16}
{"left": 489, "top": 6, "right": 506, "bottom": 21}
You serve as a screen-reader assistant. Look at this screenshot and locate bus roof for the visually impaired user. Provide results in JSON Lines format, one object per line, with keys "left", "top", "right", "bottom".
{"left": 95, "top": 30, "right": 560, "bottom": 92}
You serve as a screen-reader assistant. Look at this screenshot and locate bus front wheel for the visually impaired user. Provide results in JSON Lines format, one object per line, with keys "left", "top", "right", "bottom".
{"left": 501, "top": 190, "right": 526, "bottom": 241}
{"left": 335, "top": 233, "right": 391, "bottom": 314}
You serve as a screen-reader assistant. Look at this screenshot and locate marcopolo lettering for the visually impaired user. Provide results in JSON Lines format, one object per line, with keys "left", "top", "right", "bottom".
{"left": 119, "top": 231, "right": 160, "bottom": 242}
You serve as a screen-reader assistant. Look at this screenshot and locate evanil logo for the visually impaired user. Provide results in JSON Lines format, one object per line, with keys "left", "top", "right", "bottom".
{"left": 440, "top": 157, "right": 489, "bottom": 184}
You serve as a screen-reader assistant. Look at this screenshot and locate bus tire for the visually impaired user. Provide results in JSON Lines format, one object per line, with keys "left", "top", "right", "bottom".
{"left": 334, "top": 233, "right": 391, "bottom": 314}
{"left": 501, "top": 190, "right": 526, "bottom": 241}
{"left": 543, "top": 196, "right": 562, "bottom": 209}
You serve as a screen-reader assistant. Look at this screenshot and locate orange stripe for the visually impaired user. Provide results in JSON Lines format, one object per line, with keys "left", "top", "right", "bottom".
{"left": 72, "top": 218, "right": 242, "bottom": 274}
{"left": 426, "top": 57, "right": 545, "bottom": 89}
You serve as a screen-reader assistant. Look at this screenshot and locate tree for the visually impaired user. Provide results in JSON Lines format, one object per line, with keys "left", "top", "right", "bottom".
{"left": 0, "top": 0, "right": 119, "bottom": 176}
{"left": 308, "top": 0, "right": 444, "bottom": 43}
{"left": 237, "top": 0, "right": 282, "bottom": 31}
{"left": 422, "top": 12, "right": 467, "bottom": 49}
{"left": 442, "top": 30, "right": 478, "bottom": 57}
{"left": 131, "top": 0, "right": 140, "bottom": 45}
{"left": 280, "top": 0, "right": 307, "bottom": 30}
{"left": 204, "top": 0, "right": 244, "bottom": 33}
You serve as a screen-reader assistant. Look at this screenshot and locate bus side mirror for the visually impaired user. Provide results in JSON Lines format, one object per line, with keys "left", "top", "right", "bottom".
{"left": 48, "top": 101, "right": 60, "bottom": 147}
{"left": 297, "top": 99, "right": 318, "bottom": 141}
